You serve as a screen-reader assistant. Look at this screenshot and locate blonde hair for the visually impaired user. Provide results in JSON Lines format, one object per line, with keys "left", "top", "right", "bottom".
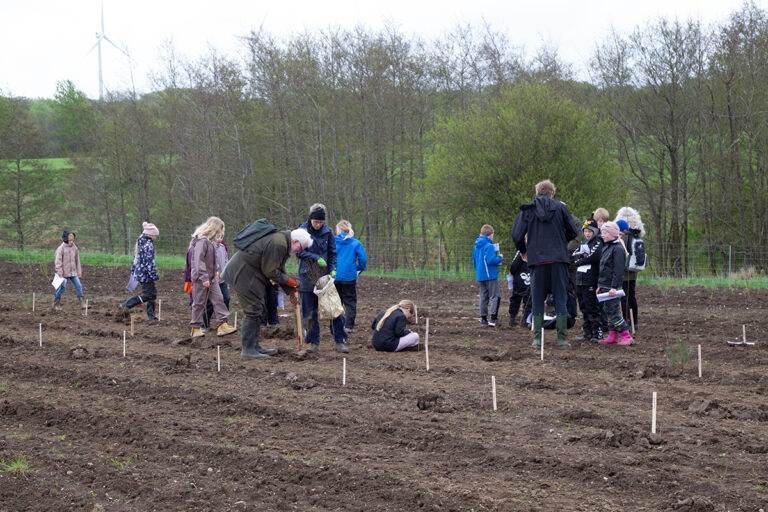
{"left": 535, "top": 179, "right": 556, "bottom": 196}
{"left": 376, "top": 300, "right": 415, "bottom": 331}
{"left": 480, "top": 224, "right": 494, "bottom": 237}
{"left": 592, "top": 208, "right": 610, "bottom": 222}
{"left": 614, "top": 206, "right": 646, "bottom": 237}
{"left": 193, "top": 216, "right": 225, "bottom": 242}
{"left": 336, "top": 220, "right": 354, "bottom": 239}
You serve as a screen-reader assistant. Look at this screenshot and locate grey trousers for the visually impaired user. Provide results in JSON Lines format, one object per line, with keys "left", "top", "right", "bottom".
{"left": 479, "top": 279, "right": 501, "bottom": 317}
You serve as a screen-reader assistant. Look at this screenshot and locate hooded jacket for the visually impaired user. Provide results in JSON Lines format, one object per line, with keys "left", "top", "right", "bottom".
{"left": 132, "top": 235, "right": 158, "bottom": 283}
{"left": 334, "top": 233, "right": 367, "bottom": 282}
{"left": 371, "top": 308, "right": 411, "bottom": 352}
{"left": 221, "top": 231, "right": 294, "bottom": 301}
{"left": 508, "top": 251, "right": 530, "bottom": 295}
{"left": 573, "top": 229, "right": 603, "bottom": 287}
{"left": 296, "top": 220, "right": 336, "bottom": 292}
{"left": 54, "top": 233, "right": 81, "bottom": 278}
{"left": 472, "top": 235, "right": 502, "bottom": 281}
{"left": 598, "top": 238, "right": 626, "bottom": 291}
{"left": 512, "top": 194, "right": 578, "bottom": 267}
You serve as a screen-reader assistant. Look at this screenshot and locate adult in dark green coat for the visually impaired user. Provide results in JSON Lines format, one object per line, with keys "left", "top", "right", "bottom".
{"left": 222, "top": 228, "right": 312, "bottom": 360}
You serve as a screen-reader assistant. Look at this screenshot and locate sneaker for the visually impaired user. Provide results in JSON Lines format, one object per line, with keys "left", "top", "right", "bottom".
{"left": 480, "top": 319, "right": 489, "bottom": 326}
{"left": 345, "top": 327, "right": 354, "bottom": 334}
{"left": 191, "top": 328, "right": 205, "bottom": 338}
{"left": 488, "top": 319, "right": 497, "bottom": 327}
{"left": 297, "top": 343, "right": 319, "bottom": 356}
{"left": 335, "top": 343, "right": 349, "bottom": 353}
{"left": 217, "top": 322, "right": 238, "bottom": 336}
{"left": 200, "top": 327, "right": 208, "bottom": 333}
{"left": 509, "top": 319, "right": 519, "bottom": 327}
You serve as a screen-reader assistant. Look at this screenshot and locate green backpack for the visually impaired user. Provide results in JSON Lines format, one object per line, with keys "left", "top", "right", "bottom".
{"left": 232, "top": 219, "right": 278, "bottom": 255}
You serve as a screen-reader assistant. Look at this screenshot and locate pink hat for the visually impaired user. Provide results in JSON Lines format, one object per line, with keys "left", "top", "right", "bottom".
{"left": 142, "top": 222, "right": 159, "bottom": 237}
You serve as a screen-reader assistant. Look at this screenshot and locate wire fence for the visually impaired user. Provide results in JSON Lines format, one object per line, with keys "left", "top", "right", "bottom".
{"left": 6, "top": 227, "right": 767, "bottom": 280}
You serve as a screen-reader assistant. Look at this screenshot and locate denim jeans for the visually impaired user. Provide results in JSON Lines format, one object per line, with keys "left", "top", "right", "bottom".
{"left": 300, "top": 291, "right": 346, "bottom": 345}
{"left": 55, "top": 276, "right": 83, "bottom": 298}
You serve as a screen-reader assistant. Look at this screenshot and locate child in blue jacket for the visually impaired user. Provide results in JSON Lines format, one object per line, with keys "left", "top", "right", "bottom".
{"left": 472, "top": 224, "right": 503, "bottom": 326}
{"left": 334, "top": 220, "right": 367, "bottom": 332}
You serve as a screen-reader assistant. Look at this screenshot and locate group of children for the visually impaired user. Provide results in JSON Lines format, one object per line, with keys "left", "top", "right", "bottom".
{"left": 473, "top": 206, "right": 646, "bottom": 347}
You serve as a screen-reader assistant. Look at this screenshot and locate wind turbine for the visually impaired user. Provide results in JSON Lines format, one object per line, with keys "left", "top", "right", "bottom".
{"left": 87, "top": 0, "right": 129, "bottom": 100}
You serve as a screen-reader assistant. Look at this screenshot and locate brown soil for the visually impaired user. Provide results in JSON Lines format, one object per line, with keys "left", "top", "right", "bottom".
{"left": 1, "top": 259, "right": 767, "bottom": 511}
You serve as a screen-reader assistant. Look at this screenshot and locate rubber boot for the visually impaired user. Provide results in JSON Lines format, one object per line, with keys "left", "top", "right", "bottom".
{"left": 618, "top": 330, "right": 634, "bottom": 345}
{"left": 241, "top": 318, "right": 268, "bottom": 360}
{"left": 254, "top": 319, "right": 278, "bottom": 355}
{"left": 79, "top": 296, "right": 87, "bottom": 310}
{"left": 120, "top": 295, "right": 142, "bottom": 310}
{"left": 52, "top": 297, "right": 62, "bottom": 311}
{"left": 600, "top": 331, "right": 619, "bottom": 344}
{"left": 556, "top": 315, "right": 571, "bottom": 349}
{"left": 146, "top": 301, "right": 159, "bottom": 321}
{"left": 531, "top": 314, "right": 543, "bottom": 349}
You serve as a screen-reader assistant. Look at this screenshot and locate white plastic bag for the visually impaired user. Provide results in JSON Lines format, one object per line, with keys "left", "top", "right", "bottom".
{"left": 313, "top": 275, "right": 345, "bottom": 320}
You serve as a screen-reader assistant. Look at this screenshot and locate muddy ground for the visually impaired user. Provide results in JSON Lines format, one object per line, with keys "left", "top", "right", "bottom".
{"left": 0, "top": 259, "right": 766, "bottom": 511}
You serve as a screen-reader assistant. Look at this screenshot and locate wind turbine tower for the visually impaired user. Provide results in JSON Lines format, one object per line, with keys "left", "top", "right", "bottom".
{"left": 88, "top": 0, "right": 129, "bottom": 100}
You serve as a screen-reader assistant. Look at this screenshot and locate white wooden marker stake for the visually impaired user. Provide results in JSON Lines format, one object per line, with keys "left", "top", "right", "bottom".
{"left": 630, "top": 310, "right": 635, "bottom": 334}
{"left": 698, "top": 344, "right": 702, "bottom": 378}
{"left": 158, "top": 299, "right": 162, "bottom": 319}
{"left": 743, "top": 324, "right": 746, "bottom": 344}
{"left": 425, "top": 318, "right": 430, "bottom": 372}
{"left": 130, "top": 315, "right": 134, "bottom": 337}
{"left": 540, "top": 328, "right": 544, "bottom": 361}
{"left": 217, "top": 345, "right": 221, "bottom": 372}
{"left": 85, "top": 299, "right": 88, "bottom": 317}
{"left": 32, "top": 292, "right": 35, "bottom": 312}
{"left": 342, "top": 358, "right": 347, "bottom": 386}
{"left": 491, "top": 376, "right": 497, "bottom": 412}
{"left": 123, "top": 331, "right": 126, "bottom": 357}
{"left": 651, "top": 392, "right": 657, "bottom": 434}
{"left": 234, "top": 311, "right": 238, "bottom": 329}
{"left": 39, "top": 323, "right": 42, "bottom": 347}
{"left": 414, "top": 304, "right": 418, "bottom": 324}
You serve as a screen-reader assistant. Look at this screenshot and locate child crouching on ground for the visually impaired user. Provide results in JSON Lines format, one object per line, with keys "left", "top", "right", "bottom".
{"left": 596, "top": 222, "right": 633, "bottom": 345}
{"left": 371, "top": 300, "right": 419, "bottom": 351}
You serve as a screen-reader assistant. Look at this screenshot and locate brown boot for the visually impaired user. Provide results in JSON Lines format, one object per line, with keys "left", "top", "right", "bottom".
{"left": 79, "top": 296, "right": 87, "bottom": 309}
{"left": 52, "top": 297, "right": 63, "bottom": 312}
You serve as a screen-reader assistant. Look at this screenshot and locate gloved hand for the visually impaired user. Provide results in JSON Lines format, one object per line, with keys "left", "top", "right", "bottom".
{"left": 331, "top": 270, "right": 336, "bottom": 278}
{"left": 289, "top": 289, "right": 299, "bottom": 306}
{"left": 286, "top": 277, "right": 298, "bottom": 288}
{"left": 317, "top": 257, "right": 327, "bottom": 267}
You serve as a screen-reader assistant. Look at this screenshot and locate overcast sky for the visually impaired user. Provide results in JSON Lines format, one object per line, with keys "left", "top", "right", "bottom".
{"left": 0, "top": 0, "right": 756, "bottom": 100}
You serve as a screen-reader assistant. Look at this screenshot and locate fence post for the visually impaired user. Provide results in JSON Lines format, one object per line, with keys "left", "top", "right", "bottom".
{"left": 728, "top": 245, "right": 732, "bottom": 284}
{"left": 438, "top": 238, "right": 442, "bottom": 279}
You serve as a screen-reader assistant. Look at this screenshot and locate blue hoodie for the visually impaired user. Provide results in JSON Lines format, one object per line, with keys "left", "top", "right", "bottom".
{"left": 472, "top": 235, "right": 502, "bottom": 282}
{"left": 334, "top": 233, "right": 367, "bottom": 282}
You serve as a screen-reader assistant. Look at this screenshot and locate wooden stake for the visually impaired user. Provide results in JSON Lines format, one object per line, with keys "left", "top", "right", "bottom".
{"left": 123, "top": 331, "right": 126, "bottom": 357}
{"left": 491, "top": 376, "right": 497, "bottom": 412}
{"left": 651, "top": 392, "right": 657, "bottom": 434}
{"left": 39, "top": 323, "right": 42, "bottom": 347}
{"left": 630, "top": 309, "right": 635, "bottom": 334}
{"left": 217, "top": 345, "right": 221, "bottom": 372}
{"left": 84, "top": 299, "right": 88, "bottom": 317}
{"left": 158, "top": 299, "right": 162, "bottom": 319}
{"left": 32, "top": 292, "right": 35, "bottom": 312}
{"left": 414, "top": 304, "right": 418, "bottom": 325}
{"left": 342, "top": 358, "right": 347, "bottom": 386}
{"left": 130, "top": 315, "right": 134, "bottom": 337}
{"left": 295, "top": 300, "right": 304, "bottom": 351}
{"left": 698, "top": 344, "right": 702, "bottom": 378}
{"left": 425, "top": 318, "right": 430, "bottom": 372}
{"left": 540, "top": 328, "right": 544, "bottom": 361}
{"left": 743, "top": 324, "right": 746, "bottom": 344}
{"left": 234, "top": 311, "right": 238, "bottom": 329}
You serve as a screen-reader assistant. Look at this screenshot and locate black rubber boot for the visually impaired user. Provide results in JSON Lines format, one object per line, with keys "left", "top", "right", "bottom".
{"left": 120, "top": 295, "right": 142, "bottom": 310}
{"left": 146, "top": 301, "right": 159, "bottom": 321}
{"left": 531, "top": 315, "right": 543, "bottom": 349}
{"left": 556, "top": 315, "right": 571, "bottom": 349}
{"left": 241, "top": 318, "right": 268, "bottom": 360}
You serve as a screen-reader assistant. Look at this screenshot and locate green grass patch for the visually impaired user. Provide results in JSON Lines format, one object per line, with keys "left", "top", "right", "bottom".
{"left": 0, "top": 457, "right": 32, "bottom": 475}
{"left": 640, "top": 274, "right": 768, "bottom": 289}
{"left": 0, "top": 249, "right": 185, "bottom": 269}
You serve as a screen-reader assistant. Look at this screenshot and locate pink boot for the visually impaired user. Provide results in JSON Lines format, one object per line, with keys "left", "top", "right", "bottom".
{"left": 618, "top": 330, "right": 634, "bottom": 345}
{"left": 600, "top": 331, "right": 619, "bottom": 344}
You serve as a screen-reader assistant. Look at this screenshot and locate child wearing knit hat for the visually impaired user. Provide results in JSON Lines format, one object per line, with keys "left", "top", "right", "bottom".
{"left": 597, "top": 222, "right": 633, "bottom": 345}
{"left": 119, "top": 222, "right": 161, "bottom": 321}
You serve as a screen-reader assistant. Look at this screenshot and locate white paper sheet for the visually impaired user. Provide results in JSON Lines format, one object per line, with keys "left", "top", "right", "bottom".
{"left": 51, "top": 274, "right": 65, "bottom": 290}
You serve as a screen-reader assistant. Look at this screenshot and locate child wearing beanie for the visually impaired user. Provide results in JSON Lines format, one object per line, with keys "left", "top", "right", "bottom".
{"left": 596, "top": 221, "right": 633, "bottom": 345}
{"left": 119, "top": 222, "right": 161, "bottom": 321}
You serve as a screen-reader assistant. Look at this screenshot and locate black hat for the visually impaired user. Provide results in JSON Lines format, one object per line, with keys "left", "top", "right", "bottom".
{"left": 61, "top": 230, "right": 75, "bottom": 243}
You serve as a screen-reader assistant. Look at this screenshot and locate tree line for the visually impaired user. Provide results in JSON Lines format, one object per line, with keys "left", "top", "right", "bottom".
{"left": 1, "top": 3, "right": 767, "bottom": 276}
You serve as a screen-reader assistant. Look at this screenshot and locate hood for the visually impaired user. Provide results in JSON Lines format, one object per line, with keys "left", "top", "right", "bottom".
{"left": 61, "top": 230, "right": 74, "bottom": 243}
{"left": 629, "top": 227, "right": 642, "bottom": 237}
{"left": 474, "top": 235, "right": 493, "bottom": 249}
{"left": 521, "top": 194, "right": 557, "bottom": 223}
{"left": 335, "top": 233, "right": 356, "bottom": 246}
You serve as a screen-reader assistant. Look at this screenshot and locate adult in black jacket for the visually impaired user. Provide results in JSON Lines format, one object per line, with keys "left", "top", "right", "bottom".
{"left": 371, "top": 300, "right": 419, "bottom": 352}
{"left": 573, "top": 219, "right": 603, "bottom": 341}
{"left": 512, "top": 179, "right": 579, "bottom": 349}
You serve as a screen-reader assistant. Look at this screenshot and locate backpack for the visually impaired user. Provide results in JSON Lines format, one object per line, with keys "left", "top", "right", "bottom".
{"left": 627, "top": 236, "right": 647, "bottom": 272}
{"left": 233, "top": 219, "right": 278, "bottom": 255}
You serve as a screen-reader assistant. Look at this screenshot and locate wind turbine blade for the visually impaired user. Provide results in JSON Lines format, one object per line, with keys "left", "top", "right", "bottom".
{"left": 101, "top": 0, "right": 105, "bottom": 33}
{"left": 102, "top": 35, "right": 130, "bottom": 58}
{"left": 87, "top": 39, "right": 100, "bottom": 55}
